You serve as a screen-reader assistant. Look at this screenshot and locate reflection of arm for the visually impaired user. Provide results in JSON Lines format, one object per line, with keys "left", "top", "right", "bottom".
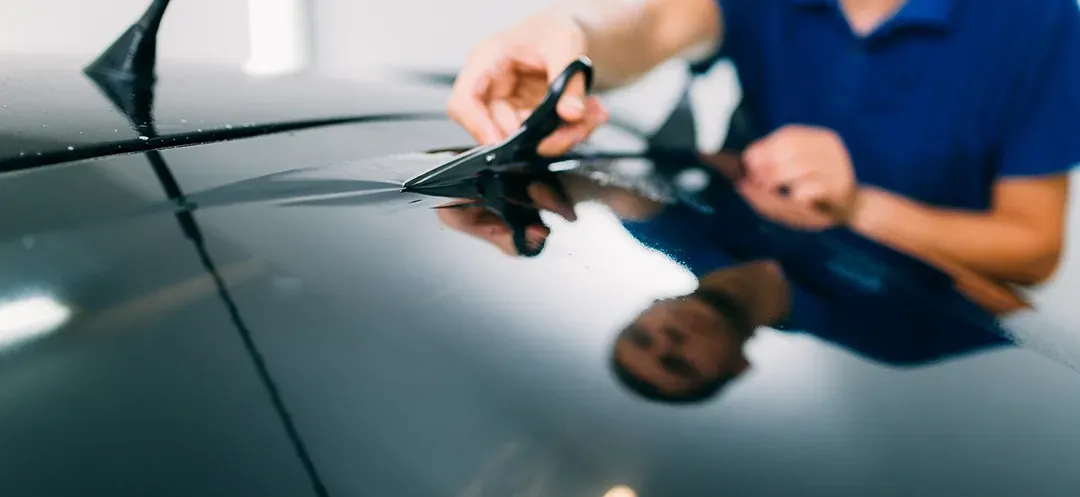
{"left": 558, "top": 172, "right": 666, "bottom": 220}
{"left": 560, "top": 151, "right": 746, "bottom": 221}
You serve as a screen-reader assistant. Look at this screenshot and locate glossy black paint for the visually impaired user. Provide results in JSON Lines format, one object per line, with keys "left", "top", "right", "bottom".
{"left": 2, "top": 53, "right": 1080, "bottom": 497}
{"left": 0, "top": 53, "right": 449, "bottom": 164}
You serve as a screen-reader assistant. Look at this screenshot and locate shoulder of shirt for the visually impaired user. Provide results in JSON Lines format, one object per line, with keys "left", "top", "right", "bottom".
{"left": 981, "top": 0, "right": 1078, "bottom": 34}
{"left": 966, "top": 0, "right": 1079, "bottom": 68}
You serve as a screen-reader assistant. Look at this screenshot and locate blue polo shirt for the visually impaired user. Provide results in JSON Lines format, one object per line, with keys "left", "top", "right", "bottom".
{"left": 623, "top": 0, "right": 1080, "bottom": 366}
{"left": 707, "top": 0, "right": 1080, "bottom": 206}
{"left": 624, "top": 199, "right": 1011, "bottom": 367}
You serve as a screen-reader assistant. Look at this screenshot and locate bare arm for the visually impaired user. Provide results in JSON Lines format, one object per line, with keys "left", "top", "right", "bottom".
{"left": 851, "top": 175, "right": 1069, "bottom": 286}
{"left": 526, "top": 0, "right": 724, "bottom": 90}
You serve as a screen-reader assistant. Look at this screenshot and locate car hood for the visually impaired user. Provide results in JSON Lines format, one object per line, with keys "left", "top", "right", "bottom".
{"left": 3, "top": 55, "right": 1080, "bottom": 497}
{"left": 0, "top": 86, "right": 676, "bottom": 496}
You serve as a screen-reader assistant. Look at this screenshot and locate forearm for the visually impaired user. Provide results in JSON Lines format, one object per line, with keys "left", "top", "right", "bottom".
{"left": 539, "top": 0, "right": 722, "bottom": 89}
{"left": 850, "top": 187, "right": 1063, "bottom": 286}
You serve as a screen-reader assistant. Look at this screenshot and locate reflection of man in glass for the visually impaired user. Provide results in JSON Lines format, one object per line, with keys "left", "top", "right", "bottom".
{"left": 609, "top": 261, "right": 781, "bottom": 404}
{"left": 437, "top": 168, "right": 1028, "bottom": 404}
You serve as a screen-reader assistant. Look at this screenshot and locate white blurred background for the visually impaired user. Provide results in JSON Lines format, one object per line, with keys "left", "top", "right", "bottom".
{"left": 0, "top": 0, "right": 579, "bottom": 78}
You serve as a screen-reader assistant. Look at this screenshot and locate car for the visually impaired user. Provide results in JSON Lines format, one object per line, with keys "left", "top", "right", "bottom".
{"left": 2, "top": 2, "right": 1080, "bottom": 497}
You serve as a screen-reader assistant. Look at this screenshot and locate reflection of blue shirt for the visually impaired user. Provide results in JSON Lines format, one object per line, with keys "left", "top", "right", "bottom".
{"left": 623, "top": 200, "right": 1011, "bottom": 367}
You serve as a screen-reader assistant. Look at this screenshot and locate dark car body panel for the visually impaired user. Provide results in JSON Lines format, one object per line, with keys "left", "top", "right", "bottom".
{"left": 3, "top": 55, "right": 1080, "bottom": 497}
{"left": 0, "top": 53, "right": 447, "bottom": 163}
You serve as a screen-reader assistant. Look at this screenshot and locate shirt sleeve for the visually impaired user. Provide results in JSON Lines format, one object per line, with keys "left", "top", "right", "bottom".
{"left": 620, "top": 202, "right": 821, "bottom": 333}
{"left": 620, "top": 203, "right": 737, "bottom": 277}
{"left": 997, "top": 0, "right": 1080, "bottom": 178}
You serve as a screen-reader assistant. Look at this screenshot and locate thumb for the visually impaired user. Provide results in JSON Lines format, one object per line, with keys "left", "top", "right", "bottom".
{"left": 743, "top": 141, "right": 767, "bottom": 169}
{"left": 741, "top": 140, "right": 773, "bottom": 188}
{"left": 549, "top": 59, "right": 588, "bottom": 123}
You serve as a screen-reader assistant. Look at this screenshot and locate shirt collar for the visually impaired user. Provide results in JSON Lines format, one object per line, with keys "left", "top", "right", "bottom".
{"left": 787, "top": 0, "right": 954, "bottom": 29}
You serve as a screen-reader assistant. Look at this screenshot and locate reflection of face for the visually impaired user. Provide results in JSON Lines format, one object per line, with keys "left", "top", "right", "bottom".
{"left": 613, "top": 297, "right": 751, "bottom": 399}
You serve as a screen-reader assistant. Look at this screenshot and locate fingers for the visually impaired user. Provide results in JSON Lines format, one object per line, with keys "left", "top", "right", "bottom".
{"left": 743, "top": 138, "right": 833, "bottom": 216}
{"left": 736, "top": 180, "right": 834, "bottom": 231}
{"left": 448, "top": 67, "right": 504, "bottom": 145}
{"left": 436, "top": 203, "right": 517, "bottom": 255}
{"left": 744, "top": 137, "right": 817, "bottom": 195}
{"left": 556, "top": 73, "right": 588, "bottom": 122}
{"left": 741, "top": 140, "right": 770, "bottom": 187}
{"left": 744, "top": 139, "right": 801, "bottom": 193}
{"left": 448, "top": 48, "right": 545, "bottom": 141}
{"left": 536, "top": 96, "right": 608, "bottom": 156}
{"left": 434, "top": 202, "right": 552, "bottom": 256}
{"left": 490, "top": 100, "right": 524, "bottom": 139}
{"left": 527, "top": 181, "right": 577, "bottom": 222}
{"left": 521, "top": 225, "right": 550, "bottom": 255}
{"left": 450, "top": 47, "right": 604, "bottom": 157}
{"left": 487, "top": 53, "right": 550, "bottom": 136}
{"left": 502, "top": 48, "right": 548, "bottom": 75}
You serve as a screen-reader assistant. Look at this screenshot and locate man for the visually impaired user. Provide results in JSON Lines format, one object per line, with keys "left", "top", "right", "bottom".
{"left": 449, "top": 0, "right": 1077, "bottom": 282}
{"left": 445, "top": 0, "right": 1080, "bottom": 401}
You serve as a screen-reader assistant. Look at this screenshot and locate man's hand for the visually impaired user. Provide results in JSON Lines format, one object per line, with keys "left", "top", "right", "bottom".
{"left": 737, "top": 125, "right": 858, "bottom": 230}
{"left": 436, "top": 179, "right": 578, "bottom": 256}
{"left": 447, "top": 0, "right": 726, "bottom": 156}
{"left": 448, "top": 12, "right": 608, "bottom": 156}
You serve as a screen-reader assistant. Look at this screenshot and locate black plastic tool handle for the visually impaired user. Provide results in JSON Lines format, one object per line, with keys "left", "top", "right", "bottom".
{"left": 510, "top": 57, "right": 595, "bottom": 162}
